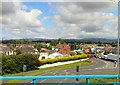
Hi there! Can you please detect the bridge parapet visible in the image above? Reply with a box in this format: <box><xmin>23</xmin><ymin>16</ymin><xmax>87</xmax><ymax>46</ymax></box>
<box><xmin>1</xmin><ymin>75</ymin><xmax>120</xmax><ymax>85</ymax></box>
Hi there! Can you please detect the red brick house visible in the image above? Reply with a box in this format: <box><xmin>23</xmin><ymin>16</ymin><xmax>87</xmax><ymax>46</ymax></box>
<box><xmin>84</xmin><ymin>48</ymin><xmax>90</xmax><ymax>53</ymax></box>
<box><xmin>55</xmin><ymin>43</ymin><xmax>71</xmax><ymax>55</ymax></box>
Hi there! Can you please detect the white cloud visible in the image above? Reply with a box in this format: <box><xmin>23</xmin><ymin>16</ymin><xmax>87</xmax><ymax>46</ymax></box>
<box><xmin>1</xmin><ymin>2</ymin><xmax>46</xmax><ymax>39</ymax></box>
<box><xmin>48</xmin><ymin>2</ymin><xmax>118</xmax><ymax>39</ymax></box>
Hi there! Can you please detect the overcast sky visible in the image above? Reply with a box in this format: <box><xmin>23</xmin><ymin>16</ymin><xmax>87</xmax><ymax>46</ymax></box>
<box><xmin>1</xmin><ymin>0</ymin><xmax>119</xmax><ymax>40</ymax></box>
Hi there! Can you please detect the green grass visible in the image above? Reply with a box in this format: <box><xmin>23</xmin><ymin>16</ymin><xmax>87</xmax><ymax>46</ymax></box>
<box><xmin>3</xmin><ymin>60</ymin><xmax>91</xmax><ymax>83</ymax></box>
<box><xmin>80</xmin><ymin>72</ymin><xmax>120</xmax><ymax>84</ymax></box>
<box><xmin>80</xmin><ymin>78</ymin><xmax>120</xmax><ymax>85</ymax></box>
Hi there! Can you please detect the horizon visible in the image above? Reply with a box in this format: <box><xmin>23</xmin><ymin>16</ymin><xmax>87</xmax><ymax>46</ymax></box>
<box><xmin>1</xmin><ymin>37</ymin><xmax>118</xmax><ymax>41</ymax></box>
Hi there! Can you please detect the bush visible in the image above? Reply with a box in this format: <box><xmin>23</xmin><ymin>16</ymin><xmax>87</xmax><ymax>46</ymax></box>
<box><xmin>2</xmin><ymin>54</ymin><xmax>39</xmax><ymax>75</ymax></box>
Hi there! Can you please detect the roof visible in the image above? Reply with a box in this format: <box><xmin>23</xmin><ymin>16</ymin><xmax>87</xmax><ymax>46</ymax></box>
<box><xmin>56</xmin><ymin>43</ymin><xmax>70</xmax><ymax>49</ymax></box>
<box><xmin>112</xmin><ymin>46</ymin><xmax>120</xmax><ymax>54</ymax></box>
<box><xmin>48</xmin><ymin>52</ymin><xmax>63</xmax><ymax>58</ymax></box>
<box><xmin>0</xmin><ymin>46</ymin><xmax>11</xmax><ymax>52</ymax></box>
<box><xmin>20</xmin><ymin>47</ymin><xmax>35</xmax><ymax>53</ymax></box>
<box><xmin>41</xmin><ymin>48</ymin><xmax>47</xmax><ymax>52</ymax></box>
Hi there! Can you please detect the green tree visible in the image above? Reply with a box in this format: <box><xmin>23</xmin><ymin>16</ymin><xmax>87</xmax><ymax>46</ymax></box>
<box><xmin>70</xmin><ymin>43</ymin><xmax>77</xmax><ymax>50</ymax></box>
<box><xmin>50</xmin><ymin>40</ymin><xmax>58</xmax><ymax>46</ymax></box>
<box><xmin>47</xmin><ymin>45</ymin><xmax>52</xmax><ymax>50</ymax></box>
<box><xmin>58</xmin><ymin>38</ymin><xmax>65</xmax><ymax>44</ymax></box>
<box><xmin>50</xmin><ymin>38</ymin><xmax>65</xmax><ymax>46</ymax></box>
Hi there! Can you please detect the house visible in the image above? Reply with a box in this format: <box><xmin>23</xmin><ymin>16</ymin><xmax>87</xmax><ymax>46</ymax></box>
<box><xmin>55</xmin><ymin>43</ymin><xmax>71</xmax><ymax>55</ymax></box>
<box><xmin>103</xmin><ymin>44</ymin><xmax>114</xmax><ymax>53</ymax></box>
<box><xmin>80</xmin><ymin>44</ymin><xmax>97</xmax><ymax>52</ymax></box>
<box><xmin>39</xmin><ymin>48</ymin><xmax>49</xmax><ymax>60</ymax></box>
<box><xmin>16</xmin><ymin>44</ymin><xmax>34</xmax><ymax>48</ymax></box>
<box><xmin>0</xmin><ymin>44</ymin><xmax>13</xmax><ymax>55</ymax></box>
<box><xmin>39</xmin><ymin>48</ymin><xmax>64</xmax><ymax>60</ymax></box>
<box><xmin>84</xmin><ymin>48</ymin><xmax>90</xmax><ymax>53</ymax></box>
<box><xmin>48</xmin><ymin>52</ymin><xmax>63</xmax><ymax>58</ymax></box>
<box><xmin>96</xmin><ymin>47</ymin><xmax>104</xmax><ymax>53</ymax></box>
<box><xmin>20</xmin><ymin>46</ymin><xmax>38</xmax><ymax>54</ymax></box>
<box><xmin>91</xmin><ymin>47</ymin><xmax>95</xmax><ymax>52</ymax></box>
<box><xmin>112</xmin><ymin>46</ymin><xmax>120</xmax><ymax>54</ymax></box>
<box><xmin>80</xmin><ymin>44</ymin><xmax>97</xmax><ymax>49</ymax></box>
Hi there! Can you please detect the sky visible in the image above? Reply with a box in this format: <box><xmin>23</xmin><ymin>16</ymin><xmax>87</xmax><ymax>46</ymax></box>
<box><xmin>1</xmin><ymin>0</ymin><xmax>119</xmax><ymax>40</ymax></box>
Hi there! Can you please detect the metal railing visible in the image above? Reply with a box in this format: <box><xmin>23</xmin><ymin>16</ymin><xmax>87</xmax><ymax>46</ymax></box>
<box><xmin>0</xmin><ymin>75</ymin><xmax>120</xmax><ymax>85</ymax></box>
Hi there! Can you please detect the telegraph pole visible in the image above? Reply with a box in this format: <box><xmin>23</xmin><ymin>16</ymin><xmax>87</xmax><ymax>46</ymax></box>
<box><xmin>117</xmin><ymin>1</ymin><xmax>120</xmax><ymax>83</ymax></box>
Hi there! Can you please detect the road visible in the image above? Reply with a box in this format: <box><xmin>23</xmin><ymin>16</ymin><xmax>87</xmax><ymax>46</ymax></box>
<box><xmin>36</xmin><ymin>58</ymin><xmax>117</xmax><ymax>84</ymax></box>
<box><xmin>2</xmin><ymin>58</ymin><xmax>118</xmax><ymax>85</ymax></box>
<box><xmin>14</xmin><ymin>58</ymin><xmax>117</xmax><ymax>84</ymax></box>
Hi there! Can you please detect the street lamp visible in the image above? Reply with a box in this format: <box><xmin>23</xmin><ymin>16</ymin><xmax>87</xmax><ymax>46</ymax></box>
<box><xmin>117</xmin><ymin>1</ymin><xmax>120</xmax><ymax>83</ymax></box>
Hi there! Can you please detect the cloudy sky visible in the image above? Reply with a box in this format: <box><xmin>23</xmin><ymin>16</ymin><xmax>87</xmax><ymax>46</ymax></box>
<box><xmin>1</xmin><ymin>1</ymin><xmax>118</xmax><ymax>40</ymax></box>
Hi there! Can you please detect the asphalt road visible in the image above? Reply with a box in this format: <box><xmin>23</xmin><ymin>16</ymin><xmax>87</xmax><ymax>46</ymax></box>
<box><xmin>35</xmin><ymin>58</ymin><xmax>117</xmax><ymax>84</ymax></box>
<box><xmin>2</xmin><ymin>58</ymin><xmax>118</xmax><ymax>84</ymax></box>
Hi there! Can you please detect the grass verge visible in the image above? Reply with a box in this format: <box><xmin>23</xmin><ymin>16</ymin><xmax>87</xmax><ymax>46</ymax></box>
<box><xmin>80</xmin><ymin>72</ymin><xmax>120</xmax><ymax>84</ymax></box>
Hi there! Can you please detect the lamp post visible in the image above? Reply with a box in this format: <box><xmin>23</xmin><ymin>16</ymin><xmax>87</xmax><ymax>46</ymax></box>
<box><xmin>117</xmin><ymin>1</ymin><xmax>120</xmax><ymax>83</ymax></box>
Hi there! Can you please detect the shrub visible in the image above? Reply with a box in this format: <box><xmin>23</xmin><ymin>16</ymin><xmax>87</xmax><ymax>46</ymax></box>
<box><xmin>2</xmin><ymin>54</ymin><xmax>39</xmax><ymax>75</ymax></box>
<box><xmin>39</xmin><ymin>53</ymin><xmax>87</xmax><ymax>65</ymax></box>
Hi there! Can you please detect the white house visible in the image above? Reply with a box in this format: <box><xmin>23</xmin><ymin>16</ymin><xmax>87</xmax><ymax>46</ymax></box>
<box><xmin>39</xmin><ymin>52</ymin><xmax>49</xmax><ymax>60</ymax></box>
<box><xmin>6</xmin><ymin>51</ymin><xmax>14</xmax><ymax>55</ymax></box>
<box><xmin>91</xmin><ymin>47</ymin><xmax>95</xmax><ymax>52</ymax></box>
<box><xmin>0</xmin><ymin>45</ymin><xmax>14</xmax><ymax>55</ymax></box>
<box><xmin>39</xmin><ymin>51</ymin><xmax>63</xmax><ymax>60</ymax></box>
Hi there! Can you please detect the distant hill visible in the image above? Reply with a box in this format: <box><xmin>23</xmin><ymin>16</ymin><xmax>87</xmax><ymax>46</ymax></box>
<box><xmin>1</xmin><ymin>38</ymin><xmax>117</xmax><ymax>44</ymax></box>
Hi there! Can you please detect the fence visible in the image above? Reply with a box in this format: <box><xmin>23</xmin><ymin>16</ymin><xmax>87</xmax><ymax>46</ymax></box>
<box><xmin>1</xmin><ymin>75</ymin><xmax>120</xmax><ymax>85</ymax></box>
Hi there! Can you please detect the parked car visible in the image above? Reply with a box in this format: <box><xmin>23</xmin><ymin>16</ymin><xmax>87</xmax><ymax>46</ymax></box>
<box><xmin>103</xmin><ymin>55</ymin><xmax>108</xmax><ymax>59</ymax></box>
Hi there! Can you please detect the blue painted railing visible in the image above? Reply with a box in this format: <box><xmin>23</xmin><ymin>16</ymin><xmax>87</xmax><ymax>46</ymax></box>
<box><xmin>1</xmin><ymin>75</ymin><xmax>120</xmax><ymax>85</ymax></box>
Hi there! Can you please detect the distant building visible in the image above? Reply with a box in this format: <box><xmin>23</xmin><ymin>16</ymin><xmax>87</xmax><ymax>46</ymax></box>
<box><xmin>55</xmin><ymin>43</ymin><xmax>71</xmax><ymax>55</ymax></box>
<box><xmin>91</xmin><ymin>47</ymin><xmax>95</xmax><ymax>52</ymax></box>
<box><xmin>96</xmin><ymin>47</ymin><xmax>104</xmax><ymax>52</ymax></box>
<box><xmin>112</xmin><ymin>46</ymin><xmax>120</xmax><ymax>54</ymax></box>
<box><xmin>39</xmin><ymin>48</ymin><xmax>49</xmax><ymax>60</ymax></box>
<box><xmin>20</xmin><ymin>46</ymin><xmax>38</xmax><ymax>54</ymax></box>
<box><xmin>0</xmin><ymin>44</ymin><xmax>13</xmax><ymax>55</ymax></box>
<box><xmin>48</xmin><ymin>52</ymin><xmax>63</xmax><ymax>58</ymax></box>
<box><xmin>16</xmin><ymin>44</ymin><xmax>34</xmax><ymax>48</ymax></box>
<box><xmin>103</xmin><ymin>44</ymin><xmax>113</xmax><ymax>52</ymax></box>
<box><xmin>84</xmin><ymin>48</ymin><xmax>90</xmax><ymax>53</ymax></box>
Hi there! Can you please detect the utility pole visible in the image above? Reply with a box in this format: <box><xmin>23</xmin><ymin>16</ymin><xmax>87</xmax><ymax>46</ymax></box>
<box><xmin>117</xmin><ymin>1</ymin><xmax>120</xmax><ymax>83</ymax></box>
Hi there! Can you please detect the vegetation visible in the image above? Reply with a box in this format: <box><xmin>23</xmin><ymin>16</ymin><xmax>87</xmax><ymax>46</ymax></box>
<box><xmin>34</xmin><ymin>43</ymin><xmax>47</xmax><ymax>51</ymax></box>
<box><xmin>2</xmin><ymin>54</ymin><xmax>39</xmax><ymax>75</ymax></box>
<box><xmin>4</xmin><ymin>60</ymin><xmax>91</xmax><ymax>84</ymax></box>
<box><xmin>34</xmin><ymin>43</ymin><xmax>52</xmax><ymax>51</ymax></box>
<box><xmin>81</xmin><ymin>78</ymin><xmax>119</xmax><ymax>84</ymax></box>
<box><xmin>2</xmin><ymin>53</ymin><xmax>87</xmax><ymax>75</ymax></box>
<box><xmin>40</xmin><ymin>53</ymin><xmax>87</xmax><ymax>65</ymax></box>
<box><xmin>70</xmin><ymin>43</ymin><xmax>77</xmax><ymax>50</ymax></box>
<box><xmin>50</xmin><ymin>38</ymin><xmax>65</xmax><ymax>46</ymax></box>
<box><xmin>2</xmin><ymin>39</ymin><xmax>33</xmax><ymax>44</ymax></box>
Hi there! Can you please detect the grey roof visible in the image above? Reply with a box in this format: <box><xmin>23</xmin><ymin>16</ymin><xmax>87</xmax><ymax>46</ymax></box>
<box><xmin>20</xmin><ymin>47</ymin><xmax>35</xmax><ymax>53</ymax></box>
